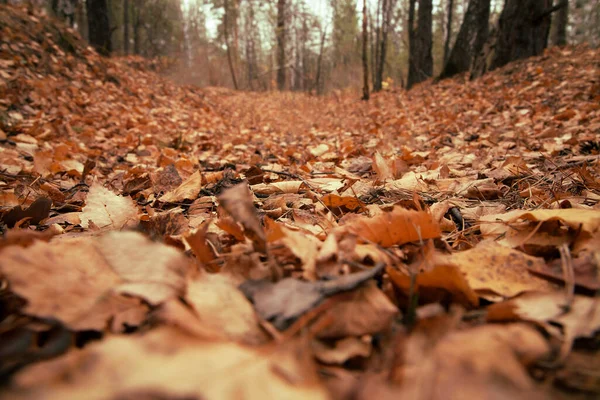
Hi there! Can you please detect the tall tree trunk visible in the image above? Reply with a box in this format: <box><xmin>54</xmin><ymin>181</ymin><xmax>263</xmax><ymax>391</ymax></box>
<box><xmin>314</xmin><ymin>27</ymin><xmax>326</xmax><ymax>95</ymax></box>
<box><xmin>407</xmin><ymin>0</ymin><xmax>417</xmax><ymax>88</ymax></box>
<box><xmin>133</xmin><ymin>0</ymin><xmax>141</xmax><ymax>55</ymax></box>
<box><xmin>123</xmin><ymin>0</ymin><xmax>129</xmax><ymax>55</ymax></box>
<box><xmin>490</xmin><ymin>0</ymin><xmax>552</xmax><ymax>71</ymax></box>
<box><xmin>373</xmin><ymin>0</ymin><xmax>381</xmax><ymax>85</ymax></box>
<box><xmin>276</xmin><ymin>0</ymin><xmax>286</xmax><ymax>91</ymax></box>
<box><xmin>76</xmin><ymin>0</ymin><xmax>88</xmax><ymax>40</ymax></box>
<box><xmin>86</xmin><ymin>0</ymin><xmax>111</xmax><ymax>56</ymax></box>
<box><xmin>552</xmin><ymin>0</ymin><xmax>568</xmax><ymax>46</ymax></box>
<box><xmin>407</xmin><ymin>0</ymin><xmax>433</xmax><ymax>89</ymax></box>
<box><xmin>443</xmin><ymin>0</ymin><xmax>454</xmax><ymax>64</ymax></box>
<box><xmin>375</xmin><ymin>0</ymin><xmax>394</xmax><ymax>92</ymax></box>
<box><xmin>362</xmin><ymin>0</ymin><xmax>370</xmax><ymax>100</ymax></box>
<box><xmin>439</xmin><ymin>0</ymin><xmax>490</xmax><ymax>80</ymax></box>
<box><xmin>224</xmin><ymin>0</ymin><xmax>239</xmax><ymax>90</ymax></box>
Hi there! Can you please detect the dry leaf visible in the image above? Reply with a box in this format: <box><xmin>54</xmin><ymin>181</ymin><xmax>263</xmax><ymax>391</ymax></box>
<box><xmin>0</xmin><ymin>231</ymin><xmax>189</xmax><ymax>330</ymax></box>
<box><xmin>79</xmin><ymin>183</ymin><xmax>138</xmax><ymax>230</ymax></box>
<box><xmin>159</xmin><ymin>170</ymin><xmax>202</xmax><ymax>203</ymax></box>
<box><xmin>8</xmin><ymin>327</ymin><xmax>328</xmax><ymax>400</ymax></box>
<box><xmin>337</xmin><ymin>206</ymin><xmax>441</xmax><ymax>247</ymax></box>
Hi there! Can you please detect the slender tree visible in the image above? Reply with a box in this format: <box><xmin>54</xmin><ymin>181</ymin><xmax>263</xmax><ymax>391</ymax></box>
<box><xmin>374</xmin><ymin>0</ymin><xmax>395</xmax><ymax>92</ymax></box>
<box><xmin>362</xmin><ymin>0</ymin><xmax>370</xmax><ymax>100</ymax></box>
<box><xmin>224</xmin><ymin>0</ymin><xmax>239</xmax><ymax>89</ymax></box>
<box><xmin>490</xmin><ymin>0</ymin><xmax>553</xmax><ymax>70</ymax></box>
<box><xmin>438</xmin><ymin>0</ymin><xmax>490</xmax><ymax>80</ymax></box>
<box><xmin>443</xmin><ymin>0</ymin><xmax>454</xmax><ymax>65</ymax></box>
<box><xmin>314</xmin><ymin>22</ymin><xmax>327</xmax><ymax>95</ymax></box>
<box><xmin>276</xmin><ymin>0</ymin><xmax>286</xmax><ymax>90</ymax></box>
<box><xmin>123</xmin><ymin>0</ymin><xmax>130</xmax><ymax>55</ymax></box>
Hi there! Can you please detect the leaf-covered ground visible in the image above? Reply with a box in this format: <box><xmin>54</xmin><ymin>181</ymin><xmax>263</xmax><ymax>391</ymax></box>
<box><xmin>1</xmin><ymin>5</ymin><xmax>600</xmax><ymax>400</ymax></box>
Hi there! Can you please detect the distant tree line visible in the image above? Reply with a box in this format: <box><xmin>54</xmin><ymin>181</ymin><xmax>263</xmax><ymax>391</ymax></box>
<box><xmin>38</xmin><ymin>0</ymin><xmax>600</xmax><ymax>93</ymax></box>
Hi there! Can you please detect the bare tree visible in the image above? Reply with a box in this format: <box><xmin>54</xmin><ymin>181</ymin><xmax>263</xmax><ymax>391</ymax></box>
<box><xmin>224</xmin><ymin>0</ymin><xmax>239</xmax><ymax>89</ymax></box>
<box><xmin>123</xmin><ymin>0</ymin><xmax>129</xmax><ymax>55</ymax></box>
<box><xmin>443</xmin><ymin>0</ymin><xmax>454</xmax><ymax>65</ymax></box>
<box><xmin>374</xmin><ymin>0</ymin><xmax>396</xmax><ymax>92</ymax></box>
<box><xmin>362</xmin><ymin>0</ymin><xmax>370</xmax><ymax>100</ymax></box>
<box><xmin>276</xmin><ymin>0</ymin><xmax>286</xmax><ymax>90</ymax></box>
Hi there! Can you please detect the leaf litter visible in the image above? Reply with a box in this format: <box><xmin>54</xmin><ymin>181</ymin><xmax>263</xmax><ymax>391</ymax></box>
<box><xmin>0</xmin><ymin>4</ymin><xmax>599</xmax><ymax>399</ymax></box>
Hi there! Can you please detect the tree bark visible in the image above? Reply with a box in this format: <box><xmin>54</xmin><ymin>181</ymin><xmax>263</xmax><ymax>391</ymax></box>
<box><xmin>374</xmin><ymin>0</ymin><xmax>395</xmax><ymax>92</ymax></box>
<box><xmin>551</xmin><ymin>0</ymin><xmax>568</xmax><ymax>46</ymax></box>
<box><xmin>443</xmin><ymin>0</ymin><xmax>454</xmax><ymax>65</ymax></box>
<box><xmin>276</xmin><ymin>0</ymin><xmax>286</xmax><ymax>91</ymax></box>
<box><xmin>132</xmin><ymin>0</ymin><xmax>141</xmax><ymax>55</ymax></box>
<box><xmin>362</xmin><ymin>0</ymin><xmax>370</xmax><ymax>100</ymax></box>
<box><xmin>439</xmin><ymin>0</ymin><xmax>490</xmax><ymax>80</ymax></box>
<box><xmin>224</xmin><ymin>0</ymin><xmax>239</xmax><ymax>90</ymax></box>
<box><xmin>407</xmin><ymin>0</ymin><xmax>433</xmax><ymax>89</ymax></box>
<box><xmin>123</xmin><ymin>0</ymin><xmax>129</xmax><ymax>55</ymax></box>
<box><xmin>490</xmin><ymin>0</ymin><xmax>552</xmax><ymax>71</ymax></box>
<box><xmin>86</xmin><ymin>0</ymin><xmax>111</xmax><ymax>56</ymax></box>
<box><xmin>314</xmin><ymin>27</ymin><xmax>326</xmax><ymax>95</ymax></box>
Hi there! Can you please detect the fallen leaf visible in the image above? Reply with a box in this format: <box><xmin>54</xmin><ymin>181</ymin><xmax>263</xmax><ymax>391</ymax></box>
<box><xmin>314</xmin><ymin>282</ymin><xmax>399</xmax><ymax>338</ymax></box>
<box><xmin>0</xmin><ymin>196</ymin><xmax>52</xmax><ymax>227</ymax></box>
<box><xmin>337</xmin><ymin>206</ymin><xmax>441</xmax><ymax>247</ymax></box>
<box><xmin>159</xmin><ymin>170</ymin><xmax>202</xmax><ymax>203</ymax></box>
<box><xmin>449</xmin><ymin>240</ymin><xmax>557</xmax><ymax>300</ymax></box>
<box><xmin>218</xmin><ymin>183</ymin><xmax>266</xmax><ymax>253</ymax></box>
<box><xmin>239</xmin><ymin>263</ymin><xmax>384</xmax><ymax>330</ymax></box>
<box><xmin>8</xmin><ymin>327</ymin><xmax>328</xmax><ymax>400</ymax></box>
<box><xmin>0</xmin><ymin>231</ymin><xmax>190</xmax><ymax>330</ymax></box>
<box><xmin>79</xmin><ymin>183</ymin><xmax>138</xmax><ymax>230</ymax></box>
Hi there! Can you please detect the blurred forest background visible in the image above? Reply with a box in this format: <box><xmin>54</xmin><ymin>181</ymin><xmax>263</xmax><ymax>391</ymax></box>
<box><xmin>3</xmin><ymin>0</ymin><xmax>599</xmax><ymax>93</ymax></box>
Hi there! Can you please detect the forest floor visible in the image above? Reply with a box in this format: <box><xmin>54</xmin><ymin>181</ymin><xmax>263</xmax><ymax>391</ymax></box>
<box><xmin>1</xmin><ymin>4</ymin><xmax>600</xmax><ymax>400</ymax></box>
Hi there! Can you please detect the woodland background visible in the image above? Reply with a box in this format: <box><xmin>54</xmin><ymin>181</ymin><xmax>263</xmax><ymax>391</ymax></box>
<box><xmin>5</xmin><ymin>0</ymin><xmax>599</xmax><ymax>92</ymax></box>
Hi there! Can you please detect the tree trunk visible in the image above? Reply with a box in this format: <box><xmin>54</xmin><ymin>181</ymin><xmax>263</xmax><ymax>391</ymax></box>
<box><xmin>314</xmin><ymin>27</ymin><xmax>326</xmax><ymax>95</ymax></box>
<box><xmin>86</xmin><ymin>0</ymin><xmax>111</xmax><ymax>56</ymax></box>
<box><xmin>407</xmin><ymin>0</ymin><xmax>433</xmax><ymax>89</ymax></box>
<box><xmin>224</xmin><ymin>0</ymin><xmax>239</xmax><ymax>90</ymax></box>
<box><xmin>375</xmin><ymin>0</ymin><xmax>395</xmax><ymax>92</ymax></box>
<box><xmin>362</xmin><ymin>0</ymin><xmax>370</xmax><ymax>100</ymax></box>
<box><xmin>552</xmin><ymin>0</ymin><xmax>568</xmax><ymax>46</ymax></box>
<box><xmin>373</xmin><ymin>0</ymin><xmax>381</xmax><ymax>85</ymax></box>
<box><xmin>276</xmin><ymin>0</ymin><xmax>286</xmax><ymax>91</ymax></box>
<box><xmin>123</xmin><ymin>0</ymin><xmax>129</xmax><ymax>55</ymax></box>
<box><xmin>439</xmin><ymin>0</ymin><xmax>490</xmax><ymax>80</ymax></box>
<box><xmin>132</xmin><ymin>0</ymin><xmax>141</xmax><ymax>55</ymax></box>
<box><xmin>490</xmin><ymin>0</ymin><xmax>552</xmax><ymax>71</ymax></box>
<box><xmin>443</xmin><ymin>0</ymin><xmax>454</xmax><ymax>65</ymax></box>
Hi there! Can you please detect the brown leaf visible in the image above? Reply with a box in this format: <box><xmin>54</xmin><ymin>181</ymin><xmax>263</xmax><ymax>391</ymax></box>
<box><xmin>79</xmin><ymin>183</ymin><xmax>138</xmax><ymax>230</ymax></box>
<box><xmin>1</xmin><ymin>196</ymin><xmax>52</xmax><ymax>227</ymax></box>
<box><xmin>337</xmin><ymin>206</ymin><xmax>441</xmax><ymax>247</ymax></box>
<box><xmin>314</xmin><ymin>282</ymin><xmax>399</xmax><ymax>338</ymax></box>
<box><xmin>0</xmin><ymin>231</ymin><xmax>190</xmax><ymax>330</ymax></box>
<box><xmin>8</xmin><ymin>327</ymin><xmax>328</xmax><ymax>400</ymax></box>
<box><xmin>218</xmin><ymin>183</ymin><xmax>266</xmax><ymax>253</ymax></box>
<box><xmin>449</xmin><ymin>240</ymin><xmax>557</xmax><ymax>300</ymax></box>
<box><xmin>239</xmin><ymin>263</ymin><xmax>385</xmax><ymax>330</ymax></box>
<box><xmin>158</xmin><ymin>170</ymin><xmax>202</xmax><ymax>203</ymax></box>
